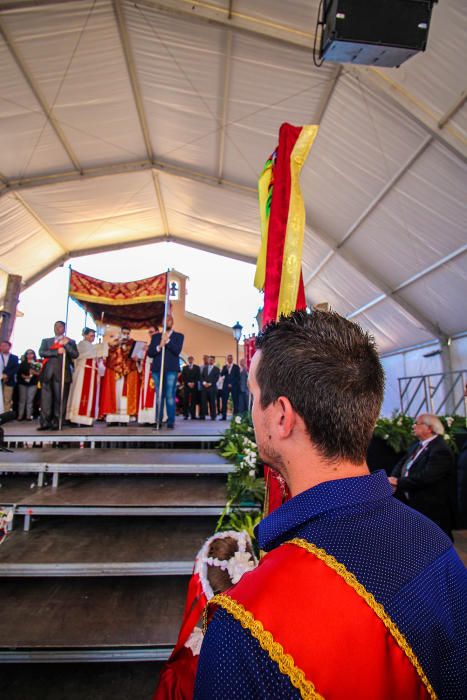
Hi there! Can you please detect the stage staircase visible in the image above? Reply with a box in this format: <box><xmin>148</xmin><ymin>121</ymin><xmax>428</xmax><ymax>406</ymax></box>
<box><xmin>0</xmin><ymin>421</ymin><xmax>234</xmax><ymax>699</ymax></box>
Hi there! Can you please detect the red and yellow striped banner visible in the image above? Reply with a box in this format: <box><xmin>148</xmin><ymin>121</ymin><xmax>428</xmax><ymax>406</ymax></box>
<box><xmin>255</xmin><ymin>122</ymin><xmax>319</xmax><ymax>325</ymax></box>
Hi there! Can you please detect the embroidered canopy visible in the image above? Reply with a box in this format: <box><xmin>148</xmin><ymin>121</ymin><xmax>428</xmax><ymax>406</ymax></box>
<box><xmin>69</xmin><ymin>269</ymin><xmax>167</xmax><ymax>329</ymax></box>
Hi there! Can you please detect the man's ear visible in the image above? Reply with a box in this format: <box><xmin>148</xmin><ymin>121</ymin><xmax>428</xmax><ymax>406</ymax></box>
<box><xmin>275</xmin><ymin>396</ymin><xmax>296</xmax><ymax>439</ymax></box>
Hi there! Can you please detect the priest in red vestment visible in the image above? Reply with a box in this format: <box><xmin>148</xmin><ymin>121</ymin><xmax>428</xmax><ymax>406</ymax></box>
<box><xmin>100</xmin><ymin>327</ymin><xmax>140</xmax><ymax>423</ymax></box>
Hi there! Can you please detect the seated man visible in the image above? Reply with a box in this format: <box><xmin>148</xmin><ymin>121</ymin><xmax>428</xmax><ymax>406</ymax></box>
<box><xmin>389</xmin><ymin>413</ymin><xmax>457</xmax><ymax>539</ymax></box>
<box><xmin>195</xmin><ymin>310</ymin><xmax>466</xmax><ymax>700</ymax></box>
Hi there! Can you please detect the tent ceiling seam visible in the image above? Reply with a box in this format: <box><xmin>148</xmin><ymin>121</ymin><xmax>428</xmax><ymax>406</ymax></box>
<box><xmin>303</xmin><ymin>223</ymin><xmax>448</xmax><ymax>341</ymax></box>
<box><xmin>314</xmin><ymin>65</ymin><xmax>342</xmax><ymax>124</ymax></box>
<box><xmin>134</xmin><ymin>0</ymin><xmax>315</xmax><ymax>52</ymax></box>
<box><xmin>346</xmin><ymin>68</ymin><xmax>467</xmax><ymax>164</ymax></box>
<box><xmin>304</xmin><ymin>134</ymin><xmax>433</xmax><ymax>288</ymax></box>
<box><xmin>23</xmin><ymin>253</ymin><xmax>70</xmax><ymax>291</ymax></box>
<box><xmin>166</xmin><ymin>234</ymin><xmax>257</xmax><ymax>264</ymax></box>
<box><xmin>113</xmin><ymin>0</ymin><xmax>154</xmax><ymax>162</ymax></box>
<box><xmin>16</xmin><ymin>235</ymin><xmax>257</xmax><ymax>297</ymax></box>
<box><xmin>0</xmin><ymin>19</ymin><xmax>82</xmax><ymax>173</ymax></box>
<box><xmin>0</xmin><ymin>159</ymin><xmax>256</xmax><ymax>197</ymax></box>
<box><xmin>345</xmin><ymin>245</ymin><xmax>466</xmax><ymax>324</ymax></box>
<box><xmin>347</xmin><ymin>290</ymin><xmax>447</xmax><ymax>343</ymax></box>
<box><xmin>394</xmin><ymin>244</ymin><xmax>467</xmax><ymax>293</ymax></box>
<box><xmin>151</xmin><ymin>171</ymin><xmax>169</xmax><ymax>236</ymax></box>
<box><xmin>0</xmin><ymin>0</ymin><xmax>317</xmax><ymax>52</ymax></box>
<box><xmin>12</xmin><ymin>192</ymin><xmax>68</xmax><ymax>254</ymax></box>
<box><xmin>217</xmin><ymin>29</ymin><xmax>233</xmax><ymax>182</ymax></box>
<box><xmin>438</xmin><ymin>89</ymin><xmax>467</xmax><ymax>129</ymax></box>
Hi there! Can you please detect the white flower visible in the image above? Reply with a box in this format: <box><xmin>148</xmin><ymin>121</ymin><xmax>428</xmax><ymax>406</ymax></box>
<box><xmin>446</xmin><ymin>417</ymin><xmax>454</xmax><ymax>427</ymax></box>
<box><xmin>235</xmin><ymin>416</ymin><xmax>242</xmax><ymax>424</ymax></box>
<box><xmin>249</xmin><ymin>469</ymin><xmax>256</xmax><ymax>477</ymax></box>
<box><xmin>443</xmin><ymin>434</ymin><xmax>450</xmax><ymax>441</ymax></box>
<box><xmin>227</xmin><ymin>551</ymin><xmax>255</xmax><ymax>584</ymax></box>
<box><xmin>184</xmin><ymin>627</ymin><xmax>204</xmax><ymax>656</ymax></box>
<box><xmin>397</xmin><ymin>418</ymin><xmax>402</xmax><ymax>426</ymax></box>
<box><xmin>383</xmin><ymin>433</ymin><xmax>389</xmax><ymax>439</ymax></box>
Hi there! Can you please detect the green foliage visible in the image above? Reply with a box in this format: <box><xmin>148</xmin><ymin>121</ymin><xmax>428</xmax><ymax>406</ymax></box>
<box><xmin>215</xmin><ymin>410</ymin><xmax>466</xmax><ymax>541</ymax></box>
<box><xmin>374</xmin><ymin>411</ymin><xmax>465</xmax><ymax>454</ymax></box>
<box><xmin>216</xmin><ymin>413</ymin><xmax>264</xmax><ymax>538</ymax></box>
<box><xmin>374</xmin><ymin>412</ymin><xmax>415</xmax><ymax>453</ymax></box>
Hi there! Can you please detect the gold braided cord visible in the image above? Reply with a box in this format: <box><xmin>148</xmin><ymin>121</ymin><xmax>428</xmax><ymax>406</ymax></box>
<box><xmin>286</xmin><ymin>538</ymin><xmax>437</xmax><ymax>700</ymax></box>
<box><xmin>206</xmin><ymin>594</ymin><xmax>324</xmax><ymax>700</ymax></box>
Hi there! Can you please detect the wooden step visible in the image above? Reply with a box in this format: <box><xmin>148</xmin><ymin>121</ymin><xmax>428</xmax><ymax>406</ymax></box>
<box><xmin>0</xmin><ymin>662</ymin><xmax>163</xmax><ymax>699</ymax></box>
<box><xmin>0</xmin><ymin>576</ymin><xmax>187</xmax><ymax>661</ymax></box>
<box><xmin>1</xmin><ymin>475</ymin><xmax>231</xmax><ymax>529</ymax></box>
<box><xmin>0</xmin><ymin>516</ymin><xmax>217</xmax><ymax>576</ymax></box>
<box><xmin>0</xmin><ymin>449</ymin><xmax>234</xmax><ymax>484</ymax></box>
<box><xmin>3</xmin><ymin>418</ymin><xmax>226</xmax><ymax>448</ymax></box>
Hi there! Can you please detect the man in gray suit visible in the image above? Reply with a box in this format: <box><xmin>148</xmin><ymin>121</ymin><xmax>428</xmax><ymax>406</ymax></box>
<box><xmin>38</xmin><ymin>320</ymin><xmax>79</xmax><ymax>430</ymax></box>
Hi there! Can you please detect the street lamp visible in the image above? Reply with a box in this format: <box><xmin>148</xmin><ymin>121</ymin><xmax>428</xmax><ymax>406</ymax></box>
<box><xmin>232</xmin><ymin>321</ymin><xmax>243</xmax><ymax>365</ymax></box>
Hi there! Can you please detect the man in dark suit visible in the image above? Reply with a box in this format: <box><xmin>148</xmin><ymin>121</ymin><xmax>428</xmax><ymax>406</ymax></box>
<box><xmin>0</xmin><ymin>340</ymin><xmax>19</xmax><ymax>412</ymax></box>
<box><xmin>181</xmin><ymin>355</ymin><xmax>200</xmax><ymax>420</ymax></box>
<box><xmin>390</xmin><ymin>414</ymin><xmax>456</xmax><ymax>538</ymax></box>
<box><xmin>38</xmin><ymin>320</ymin><xmax>79</xmax><ymax>430</ymax></box>
<box><xmin>147</xmin><ymin>315</ymin><xmax>184</xmax><ymax>429</ymax></box>
<box><xmin>220</xmin><ymin>354</ymin><xmax>240</xmax><ymax>420</ymax></box>
<box><xmin>200</xmin><ymin>355</ymin><xmax>220</xmax><ymax>421</ymax></box>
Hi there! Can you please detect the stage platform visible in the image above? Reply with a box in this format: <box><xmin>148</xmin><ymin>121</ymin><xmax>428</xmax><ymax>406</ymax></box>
<box><xmin>0</xmin><ymin>515</ymin><xmax>217</xmax><ymax>576</ymax></box>
<box><xmin>0</xmin><ymin>576</ymin><xmax>185</xmax><ymax>662</ymax></box>
<box><xmin>0</xmin><ymin>417</ymin><xmax>243</xmax><ymax>669</ymax></box>
<box><xmin>0</xmin><ymin>475</ymin><xmax>230</xmax><ymax>530</ymax></box>
<box><xmin>0</xmin><ymin>448</ymin><xmax>234</xmax><ymax>487</ymax></box>
<box><xmin>2</xmin><ymin>419</ymin><xmax>225</xmax><ymax>448</ymax></box>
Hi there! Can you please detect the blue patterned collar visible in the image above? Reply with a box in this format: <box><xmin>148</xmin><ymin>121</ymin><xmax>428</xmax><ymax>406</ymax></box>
<box><xmin>257</xmin><ymin>470</ymin><xmax>392</xmax><ymax>552</ymax></box>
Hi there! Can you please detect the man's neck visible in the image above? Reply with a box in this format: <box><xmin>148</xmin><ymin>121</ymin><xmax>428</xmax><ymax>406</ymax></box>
<box><xmin>421</xmin><ymin>434</ymin><xmax>437</xmax><ymax>447</ymax></box>
<box><xmin>274</xmin><ymin>432</ymin><xmax>369</xmax><ymax>498</ymax></box>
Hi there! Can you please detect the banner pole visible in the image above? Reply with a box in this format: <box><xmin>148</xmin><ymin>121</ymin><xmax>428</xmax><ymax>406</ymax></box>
<box><xmin>59</xmin><ymin>265</ymin><xmax>72</xmax><ymax>431</ymax></box>
<box><xmin>155</xmin><ymin>270</ymin><xmax>171</xmax><ymax>429</ymax></box>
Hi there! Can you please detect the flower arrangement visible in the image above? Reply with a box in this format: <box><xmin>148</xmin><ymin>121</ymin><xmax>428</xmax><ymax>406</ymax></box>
<box><xmin>374</xmin><ymin>412</ymin><xmax>465</xmax><ymax>454</ymax></box>
<box><xmin>216</xmin><ymin>413</ymin><xmax>264</xmax><ymax>537</ymax></box>
<box><xmin>216</xmin><ymin>411</ymin><xmax>465</xmax><ymax>543</ymax></box>
<box><xmin>373</xmin><ymin>413</ymin><xmax>415</xmax><ymax>454</ymax></box>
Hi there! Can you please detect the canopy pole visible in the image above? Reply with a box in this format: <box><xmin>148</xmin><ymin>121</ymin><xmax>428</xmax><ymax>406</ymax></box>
<box><xmin>59</xmin><ymin>265</ymin><xmax>72</xmax><ymax>431</ymax></box>
<box><xmin>155</xmin><ymin>270</ymin><xmax>171</xmax><ymax>430</ymax></box>
<box><xmin>0</xmin><ymin>274</ymin><xmax>22</xmax><ymax>342</ymax></box>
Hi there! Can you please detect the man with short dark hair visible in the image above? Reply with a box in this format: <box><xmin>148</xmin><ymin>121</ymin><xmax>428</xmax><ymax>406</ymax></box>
<box><xmin>199</xmin><ymin>355</ymin><xmax>219</xmax><ymax>421</ymax></box>
<box><xmin>38</xmin><ymin>321</ymin><xmax>78</xmax><ymax>430</ymax></box>
<box><xmin>0</xmin><ymin>339</ymin><xmax>19</xmax><ymax>412</ymax></box>
<box><xmin>195</xmin><ymin>310</ymin><xmax>466</xmax><ymax>699</ymax></box>
<box><xmin>182</xmin><ymin>355</ymin><xmax>200</xmax><ymax>420</ymax></box>
<box><xmin>148</xmin><ymin>315</ymin><xmax>184</xmax><ymax>429</ymax></box>
<box><xmin>220</xmin><ymin>353</ymin><xmax>240</xmax><ymax>420</ymax></box>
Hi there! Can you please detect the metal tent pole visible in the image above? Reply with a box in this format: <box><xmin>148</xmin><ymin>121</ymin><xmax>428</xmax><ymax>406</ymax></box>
<box><xmin>155</xmin><ymin>271</ymin><xmax>171</xmax><ymax>430</ymax></box>
<box><xmin>58</xmin><ymin>266</ymin><xmax>72</xmax><ymax>431</ymax></box>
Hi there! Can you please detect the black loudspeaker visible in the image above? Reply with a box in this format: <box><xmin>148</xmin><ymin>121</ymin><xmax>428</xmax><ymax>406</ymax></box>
<box><xmin>320</xmin><ymin>0</ymin><xmax>437</xmax><ymax>67</ymax></box>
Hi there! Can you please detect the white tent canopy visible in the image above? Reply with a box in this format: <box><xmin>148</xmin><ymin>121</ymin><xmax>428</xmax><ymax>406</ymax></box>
<box><xmin>0</xmin><ymin>0</ymin><xmax>466</xmax><ymax>354</ymax></box>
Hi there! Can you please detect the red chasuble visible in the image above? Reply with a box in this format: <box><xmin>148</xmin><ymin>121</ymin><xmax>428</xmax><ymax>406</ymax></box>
<box><xmin>207</xmin><ymin>541</ymin><xmax>434</xmax><ymax>700</ymax></box>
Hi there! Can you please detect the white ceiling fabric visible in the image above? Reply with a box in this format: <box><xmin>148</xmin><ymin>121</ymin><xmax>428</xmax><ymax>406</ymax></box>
<box><xmin>0</xmin><ymin>0</ymin><xmax>466</xmax><ymax>354</ymax></box>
